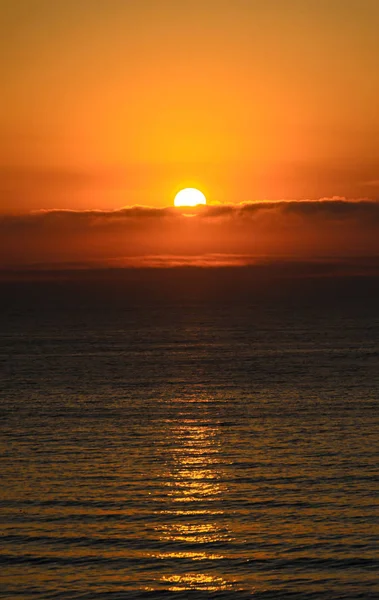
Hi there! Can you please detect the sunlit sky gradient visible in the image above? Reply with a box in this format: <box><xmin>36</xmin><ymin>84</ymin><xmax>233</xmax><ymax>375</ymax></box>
<box><xmin>1</xmin><ymin>1</ymin><xmax>379</xmax><ymax>270</ymax></box>
<box><xmin>1</xmin><ymin>0</ymin><xmax>379</xmax><ymax>212</ymax></box>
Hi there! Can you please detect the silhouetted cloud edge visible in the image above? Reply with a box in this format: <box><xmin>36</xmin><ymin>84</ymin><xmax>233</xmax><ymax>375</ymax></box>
<box><xmin>1</xmin><ymin>198</ymin><xmax>379</xmax><ymax>231</ymax></box>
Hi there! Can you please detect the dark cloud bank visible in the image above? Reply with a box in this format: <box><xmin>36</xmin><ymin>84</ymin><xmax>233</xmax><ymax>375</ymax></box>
<box><xmin>1</xmin><ymin>200</ymin><xmax>379</xmax><ymax>275</ymax></box>
<box><xmin>2</xmin><ymin>198</ymin><xmax>379</xmax><ymax>226</ymax></box>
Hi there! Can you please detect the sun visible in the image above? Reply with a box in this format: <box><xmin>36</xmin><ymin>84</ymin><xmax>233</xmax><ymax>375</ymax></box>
<box><xmin>174</xmin><ymin>188</ymin><xmax>207</xmax><ymax>207</ymax></box>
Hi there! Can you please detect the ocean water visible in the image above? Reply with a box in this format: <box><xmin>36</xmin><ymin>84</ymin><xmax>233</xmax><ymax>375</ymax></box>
<box><xmin>1</xmin><ymin>269</ymin><xmax>378</xmax><ymax>599</ymax></box>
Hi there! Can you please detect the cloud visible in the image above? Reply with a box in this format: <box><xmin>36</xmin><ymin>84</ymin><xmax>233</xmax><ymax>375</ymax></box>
<box><xmin>362</xmin><ymin>180</ymin><xmax>379</xmax><ymax>187</ymax></box>
<box><xmin>2</xmin><ymin>198</ymin><xmax>379</xmax><ymax>226</ymax></box>
<box><xmin>0</xmin><ymin>205</ymin><xmax>178</xmax><ymax>231</ymax></box>
<box><xmin>200</xmin><ymin>198</ymin><xmax>379</xmax><ymax>222</ymax></box>
<box><xmin>1</xmin><ymin>199</ymin><xmax>379</xmax><ymax>270</ymax></box>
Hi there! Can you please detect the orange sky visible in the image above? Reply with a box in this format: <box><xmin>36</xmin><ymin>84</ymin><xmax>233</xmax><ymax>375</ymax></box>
<box><xmin>1</xmin><ymin>0</ymin><xmax>379</xmax><ymax>212</ymax></box>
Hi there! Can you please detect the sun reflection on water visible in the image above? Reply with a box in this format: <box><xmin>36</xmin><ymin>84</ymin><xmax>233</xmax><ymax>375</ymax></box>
<box><xmin>160</xmin><ymin>572</ymin><xmax>232</xmax><ymax>592</ymax></box>
<box><xmin>153</xmin><ymin>408</ymin><xmax>233</xmax><ymax>591</ymax></box>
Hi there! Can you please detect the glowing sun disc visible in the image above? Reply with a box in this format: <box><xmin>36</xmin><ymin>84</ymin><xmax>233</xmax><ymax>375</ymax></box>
<box><xmin>174</xmin><ymin>188</ymin><xmax>207</xmax><ymax>207</ymax></box>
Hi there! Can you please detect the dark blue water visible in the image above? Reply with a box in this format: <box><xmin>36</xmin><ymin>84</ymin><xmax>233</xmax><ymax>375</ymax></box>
<box><xmin>1</xmin><ymin>270</ymin><xmax>378</xmax><ymax>599</ymax></box>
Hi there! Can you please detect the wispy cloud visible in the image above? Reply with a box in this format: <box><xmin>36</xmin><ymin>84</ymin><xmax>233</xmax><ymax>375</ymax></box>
<box><xmin>362</xmin><ymin>180</ymin><xmax>379</xmax><ymax>188</ymax></box>
<box><xmin>3</xmin><ymin>198</ymin><xmax>379</xmax><ymax>226</ymax></box>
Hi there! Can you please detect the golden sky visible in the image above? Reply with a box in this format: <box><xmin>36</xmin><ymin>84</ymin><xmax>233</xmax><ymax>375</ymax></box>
<box><xmin>1</xmin><ymin>0</ymin><xmax>379</xmax><ymax>212</ymax></box>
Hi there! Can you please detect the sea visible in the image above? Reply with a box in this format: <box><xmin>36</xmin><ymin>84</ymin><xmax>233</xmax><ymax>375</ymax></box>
<box><xmin>0</xmin><ymin>268</ymin><xmax>378</xmax><ymax>599</ymax></box>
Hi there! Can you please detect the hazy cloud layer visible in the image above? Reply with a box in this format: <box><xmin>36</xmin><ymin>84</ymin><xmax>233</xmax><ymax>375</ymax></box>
<box><xmin>1</xmin><ymin>200</ymin><xmax>379</xmax><ymax>270</ymax></box>
<box><xmin>2</xmin><ymin>198</ymin><xmax>379</xmax><ymax>224</ymax></box>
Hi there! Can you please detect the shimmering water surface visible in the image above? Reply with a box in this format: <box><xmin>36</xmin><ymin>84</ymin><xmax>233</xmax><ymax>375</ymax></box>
<box><xmin>1</xmin><ymin>271</ymin><xmax>378</xmax><ymax>599</ymax></box>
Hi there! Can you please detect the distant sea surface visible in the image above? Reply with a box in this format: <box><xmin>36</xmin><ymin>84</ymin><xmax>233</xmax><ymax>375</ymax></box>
<box><xmin>1</xmin><ymin>269</ymin><xmax>378</xmax><ymax>599</ymax></box>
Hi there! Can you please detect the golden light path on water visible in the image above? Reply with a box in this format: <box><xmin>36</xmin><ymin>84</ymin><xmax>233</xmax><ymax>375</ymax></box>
<box><xmin>151</xmin><ymin>397</ymin><xmax>236</xmax><ymax>592</ymax></box>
